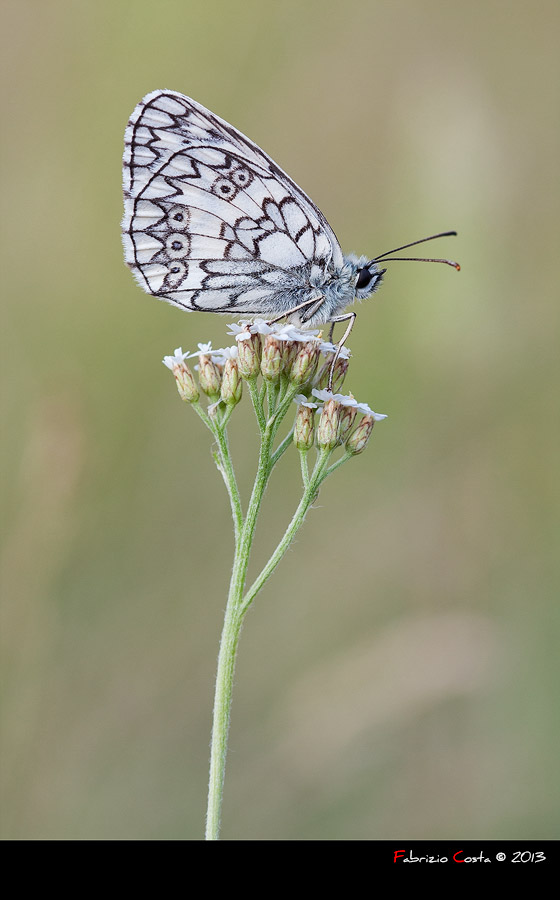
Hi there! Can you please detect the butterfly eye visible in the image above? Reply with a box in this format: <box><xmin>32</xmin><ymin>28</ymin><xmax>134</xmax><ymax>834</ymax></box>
<box><xmin>355</xmin><ymin>267</ymin><xmax>374</xmax><ymax>291</ymax></box>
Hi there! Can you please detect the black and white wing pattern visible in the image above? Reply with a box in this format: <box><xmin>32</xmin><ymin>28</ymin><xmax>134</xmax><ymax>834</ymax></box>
<box><xmin>122</xmin><ymin>90</ymin><xmax>344</xmax><ymax>315</ymax></box>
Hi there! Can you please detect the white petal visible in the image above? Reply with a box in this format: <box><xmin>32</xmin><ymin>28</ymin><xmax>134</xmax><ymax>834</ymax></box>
<box><xmin>312</xmin><ymin>388</ymin><xmax>334</xmax><ymax>402</ymax></box>
<box><xmin>294</xmin><ymin>394</ymin><xmax>318</xmax><ymax>408</ymax></box>
<box><xmin>332</xmin><ymin>393</ymin><xmax>358</xmax><ymax>408</ymax></box>
<box><xmin>162</xmin><ymin>347</ymin><xmax>189</xmax><ymax>368</ymax></box>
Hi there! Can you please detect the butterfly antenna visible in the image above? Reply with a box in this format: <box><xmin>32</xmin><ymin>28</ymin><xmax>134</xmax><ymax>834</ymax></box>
<box><xmin>376</xmin><ymin>256</ymin><xmax>460</xmax><ymax>270</ymax></box>
<box><xmin>369</xmin><ymin>230</ymin><xmax>460</xmax><ymax>269</ymax></box>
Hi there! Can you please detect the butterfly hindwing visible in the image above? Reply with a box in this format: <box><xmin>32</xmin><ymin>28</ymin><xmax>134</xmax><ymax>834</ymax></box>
<box><xmin>122</xmin><ymin>90</ymin><xmax>344</xmax><ymax>314</ymax></box>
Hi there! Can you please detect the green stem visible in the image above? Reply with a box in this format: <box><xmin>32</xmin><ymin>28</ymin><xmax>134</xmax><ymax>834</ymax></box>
<box><xmin>299</xmin><ymin>448</ymin><xmax>310</xmax><ymax>488</ymax></box>
<box><xmin>269</xmin><ymin>384</ymin><xmax>300</xmax><ymax>436</ymax></box>
<box><xmin>239</xmin><ymin>447</ymin><xmax>332</xmax><ymax>616</ymax></box>
<box><xmin>205</xmin><ymin>390</ymin><xmax>341</xmax><ymax>838</ymax></box>
<box><xmin>205</xmin><ymin>586</ymin><xmax>244</xmax><ymax>840</ymax></box>
<box><xmin>214</xmin><ymin>425</ymin><xmax>243</xmax><ymax>542</ymax></box>
<box><xmin>266</xmin><ymin>379</ymin><xmax>279</xmax><ymax>416</ymax></box>
<box><xmin>206</xmin><ymin>416</ymin><xmax>277</xmax><ymax>839</ymax></box>
<box><xmin>193</xmin><ymin>401</ymin><xmax>243</xmax><ymax>542</ymax></box>
<box><xmin>269</xmin><ymin>427</ymin><xmax>294</xmax><ymax>468</ymax></box>
<box><xmin>323</xmin><ymin>449</ymin><xmax>353</xmax><ymax>479</ymax></box>
<box><xmin>247</xmin><ymin>377</ymin><xmax>266</xmax><ymax>433</ymax></box>
<box><xmin>191</xmin><ymin>399</ymin><xmax>214</xmax><ymax>431</ymax></box>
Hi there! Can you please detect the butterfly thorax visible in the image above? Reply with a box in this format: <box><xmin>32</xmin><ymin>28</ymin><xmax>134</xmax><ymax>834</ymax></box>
<box><xmin>292</xmin><ymin>253</ymin><xmax>383</xmax><ymax>326</ymax></box>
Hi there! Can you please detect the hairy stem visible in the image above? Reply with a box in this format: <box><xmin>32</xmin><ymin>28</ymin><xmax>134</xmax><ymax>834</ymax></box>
<box><xmin>239</xmin><ymin>447</ymin><xmax>332</xmax><ymax>615</ymax></box>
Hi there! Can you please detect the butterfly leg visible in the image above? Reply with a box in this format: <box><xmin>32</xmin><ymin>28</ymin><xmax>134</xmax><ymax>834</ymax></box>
<box><xmin>326</xmin><ymin>312</ymin><xmax>357</xmax><ymax>392</ymax></box>
<box><xmin>266</xmin><ymin>295</ymin><xmax>324</xmax><ymax>327</ymax></box>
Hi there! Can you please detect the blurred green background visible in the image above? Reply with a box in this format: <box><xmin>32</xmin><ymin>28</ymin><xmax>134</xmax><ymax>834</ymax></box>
<box><xmin>1</xmin><ymin>0</ymin><xmax>558</xmax><ymax>840</ymax></box>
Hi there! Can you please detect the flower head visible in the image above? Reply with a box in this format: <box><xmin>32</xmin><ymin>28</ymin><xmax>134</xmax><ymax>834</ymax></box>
<box><xmin>260</xmin><ymin>334</ymin><xmax>284</xmax><ymax>382</ymax></box>
<box><xmin>318</xmin><ymin>341</ymin><xmax>351</xmax><ymax>360</ymax></box>
<box><xmin>198</xmin><ymin>352</ymin><xmax>222</xmax><ymax>397</ymax></box>
<box><xmin>271</xmin><ymin>324</ymin><xmax>320</xmax><ymax>343</ymax></box>
<box><xmin>313</xmin><ymin>352</ymin><xmax>350</xmax><ymax>391</ymax></box>
<box><xmin>346</xmin><ymin>414</ymin><xmax>376</xmax><ymax>455</ymax></box>
<box><xmin>211</xmin><ymin>345</ymin><xmax>239</xmax><ymax>366</ymax></box>
<box><xmin>220</xmin><ymin>357</ymin><xmax>243</xmax><ymax>406</ymax></box>
<box><xmin>311</xmin><ymin>389</ymin><xmax>386</xmax><ymax>421</ymax></box>
<box><xmin>227</xmin><ymin>319</ymin><xmax>273</xmax><ymax>338</ymax></box>
<box><xmin>294</xmin><ymin>403</ymin><xmax>316</xmax><ymax>451</ymax></box>
<box><xmin>162</xmin><ymin>347</ymin><xmax>190</xmax><ymax>370</ymax></box>
<box><xmin>338</xmin><ymin>403</ymin><xmax>358</xmax><ymax>442</ymax></box>
<box><xmin>316</xmin><ymin>398</ymin><xmax>341</xmax><ymax>450</ymax></box>
<box><xmin>237</xmin><ymin>332</ymin><xmax>262</xmax><ymax>378</ymax></box>
<box><xmin>288</xmin><ymin>340</ymin><xmax>321</xmax><ymax>386</ymax></box>
<box><xmin>163</xmin><ymin>348</ymin><xmax>199</xmax><ymax>403</ymax></box>
<box><xmin>293</xmin><ymin>394</ymin><xmax>319</xmax><ymax>409</ymax></box>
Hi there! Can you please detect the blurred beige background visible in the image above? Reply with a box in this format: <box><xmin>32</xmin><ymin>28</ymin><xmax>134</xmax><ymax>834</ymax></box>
<box><xmin>1</xmin><ymin>0</ymin><xmax>558</xmax><ymax>839</ymax></box>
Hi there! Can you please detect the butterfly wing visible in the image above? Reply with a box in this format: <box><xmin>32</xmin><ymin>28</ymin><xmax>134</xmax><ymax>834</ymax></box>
<box><xmin>122</xmin><ymin>90</ymin><xmax>344</xmax><ymax>314</ymax></box>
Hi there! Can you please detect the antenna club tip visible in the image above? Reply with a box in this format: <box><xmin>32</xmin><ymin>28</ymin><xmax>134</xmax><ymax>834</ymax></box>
<box><xmin>454</xmin><ymin>263</ymin><xmax>461</xmax><ymax>271</ymax></box>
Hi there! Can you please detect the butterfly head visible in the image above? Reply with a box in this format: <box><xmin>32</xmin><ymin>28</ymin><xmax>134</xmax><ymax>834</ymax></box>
<box><xmin>349</xmin><ymin>231</ymin><xmax>460</xmax><ymax>302</ymax></box>
<box><xmin>342</xmin><ymin>254</ymin><xmax>386</xmax><ymax>301</ymax></box>
<box><xmin>355</xmin><ymin>263</ymin><xmax>386</xmax><ymax>299</ymax></box>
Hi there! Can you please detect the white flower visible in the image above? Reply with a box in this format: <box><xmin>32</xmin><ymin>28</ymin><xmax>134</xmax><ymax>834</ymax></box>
<box><xmin>181</xmin><ymin>341</ymin><xmax>222</xmax><ymax>362</ymax></box>
<box><xmin>251</xmin><ymin>319</ymin><xmax>274</xmax><ymax>335</ymax></box>
<box><xmin>272</xmin><ymin>324</ymin><xmax>320</xmax><ymax>342</ymax></box>
<box><xmin>211</xmin><ymin>345</ymin><xmax>238</xmax><ymax>364</ymax></box>
<box><xmin>227</xmin><ymin>322</ymin><xmax>251</xmax><ymax>337</ymax></box>
<box><xmin>318</xmin><ymin>341</ymin><xmax>351</xmax><ymax>359</ymax></box>
<box><xmin>162</xmin><ymin>347</ymin><xmax>190</xmax><ymax>369</ymax></box>
<box><xmin>311</xmin><ymin>388</ymin><xmax>338</xmax><ymax>404</ymax></box>
<box><xmin>227</xmin><ymin>320</ymin><xmax>322</xmax><ymax>343</ymax></box>
<box><xmin>226</xmin><ymin>323</ymin><xmax>245</xmax><ymax>335</ymax></box>
<box><xmin>311</xmin><ymin>388</ymin><xmax>387</xmax><ymax>420</ymax></box>
<box><xmin>293</xmin><ymin>393</ymin><xmax>318</xmax><ymax>409</ymax></box>
<box><xmin>355</xmin><ymin>403</ymin><xmax>388</xmax><ymax>421</ymax></box>
<box><xmin>227</xmin><ymin>319</ymin><xmax>273</xmax><ymax>338</ymax></box>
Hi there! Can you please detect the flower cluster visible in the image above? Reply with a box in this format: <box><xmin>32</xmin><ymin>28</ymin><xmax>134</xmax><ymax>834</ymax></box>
<box><xmin>163</xmin><ymin>321</ymin><xmax>386</xmax><ymax>459</ymax></box>
<box><xmin>161</xmin><ymin>318</ymin><xmax>388</xmax><ymax>841</ymax></box>
<box><xmin>163</xmin><ymin>341</ymin><xmax>242</xmax><ymax>408</ymax></box>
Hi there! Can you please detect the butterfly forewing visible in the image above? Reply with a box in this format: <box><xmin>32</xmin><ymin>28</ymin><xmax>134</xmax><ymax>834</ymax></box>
<box><xmin>122</xmin><ymin>90</ymin><xmax>344</xmax><ymax>314</ymax></box>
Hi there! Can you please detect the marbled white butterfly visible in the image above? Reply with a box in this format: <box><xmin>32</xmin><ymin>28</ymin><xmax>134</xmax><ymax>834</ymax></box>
<box><xmin>122</xmin><ymin>90</ymin><xmax>458</xmax><ymax>347</ymax></box>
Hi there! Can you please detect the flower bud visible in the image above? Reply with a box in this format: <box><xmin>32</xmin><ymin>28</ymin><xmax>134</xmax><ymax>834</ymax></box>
<box><xmin>338</xmin><ymin>402</ymin><xmax>358</xmax><ymax>442</ymax></box>
<box><xmin>346</xmin><ymin>414</ymin><xmax>375</xmax><ymax>455</ymax></box>
<box><xmin>316</xmin><ymin>399</ymin><xmax>340</xmax><ymax>450</ymax></box>
<box><xmin>294</xmin><ymin>403</ymin><xmax>315</xmax><ymax>450</ymax></box>
<box><xmin>260</xmin><ymin>335</ymin><xmax>284</xmax><ymax>382</ymax></box>
<box><xmin>314</xmin><ymin>351</ymin><xmax>350</xmax><ymax>392</ymax></box>
<box><xmin>220</xmin><ymin>357</ymin><xmax>243</xmax><ymax>406</ymax></box>
<box><xmin>281</xmin><ymin>339</ymin><xmax>298</xmax><ymax>374</ymax></box>
<box><xmin>236</xmin><ymin>330</ymin><xmax>262</xmax><ymax>378</ymax></box>
<box><xmin>289</xmin><ymin>340</ymin><xmax>321</xmax><ymax>386</ymax></box>
<box><xmin>198</xmin><ymin>354</ymin><xmax>222</xmax><ymax>397</ymax></box>
<box><xmin>330</xmin><ymin>356</ymin><xmax>349</xmax><ymax>393</ymax></box>
<box><xmin>313</xmin><ymin>357</ymin><xmax>332</xmax><ymax>391</ymax></box>
<box><xmin>172</xmin><ymin>361</ymin><xmax>199</xmax><ymax>403</ymax></box>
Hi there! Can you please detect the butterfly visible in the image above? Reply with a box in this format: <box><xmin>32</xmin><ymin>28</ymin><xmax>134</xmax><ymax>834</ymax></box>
<box><xmin>122</xmin><ymin>90</ymin><xmax>458</xmax><ymax>355</ymax></box>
